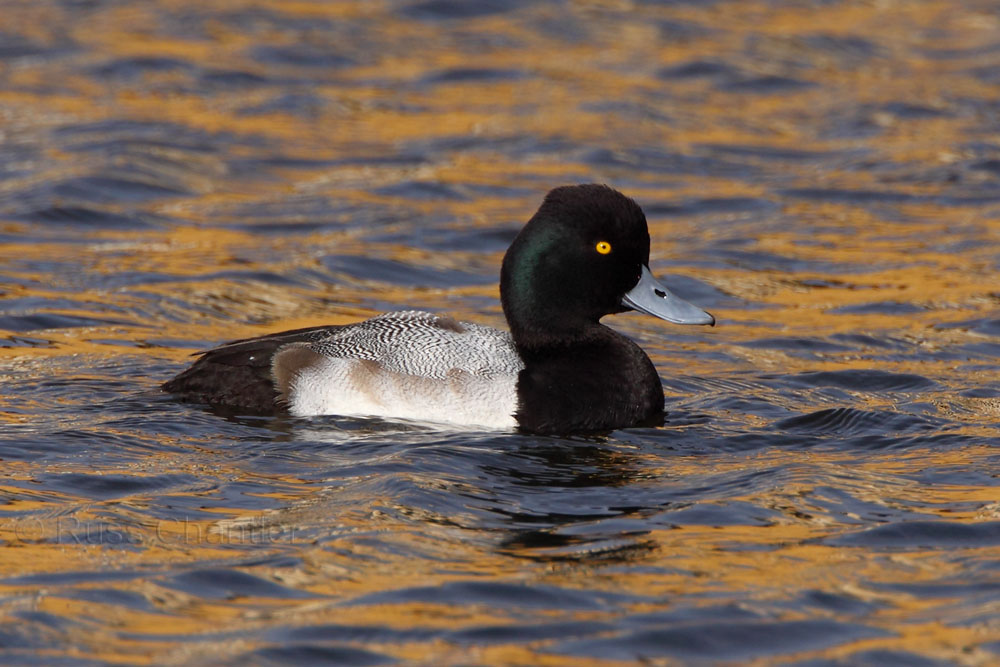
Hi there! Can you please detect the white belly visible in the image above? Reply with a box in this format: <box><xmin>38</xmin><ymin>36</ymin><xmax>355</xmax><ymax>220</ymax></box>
<box><xmin>270</xmin><ymin>311</ymin><xmax>524</xmax><ymax>430</ymax></box>
<box><xmin>285</xmin><ymin>356</ymin><xmax>519</xmax><ymax>430</ymax></box>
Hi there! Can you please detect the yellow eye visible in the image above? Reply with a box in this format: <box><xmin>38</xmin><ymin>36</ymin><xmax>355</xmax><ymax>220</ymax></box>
<box><xmin>595</xmin><ymin>241</ymin><xmax>612</xmax><ymax>255</ymax></box>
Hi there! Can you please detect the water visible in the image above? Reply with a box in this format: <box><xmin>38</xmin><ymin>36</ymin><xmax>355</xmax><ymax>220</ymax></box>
<box><xmin>1</xmin><ymin>0</ymin><xmax>999</xmax><ymax>664</ymax></box>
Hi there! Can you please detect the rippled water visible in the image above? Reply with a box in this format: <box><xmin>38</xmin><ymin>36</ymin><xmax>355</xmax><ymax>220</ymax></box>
<box><xmin>2</xmin><ymin>0</ymin><xmax>999</xmax><ymax>664</ymax></box>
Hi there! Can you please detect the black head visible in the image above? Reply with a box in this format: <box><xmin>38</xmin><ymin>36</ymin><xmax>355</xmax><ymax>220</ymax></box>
<box><xmin>500</xmin><ymin>184</ymin><xmax>652</xmax><ymax>345</ymax></box>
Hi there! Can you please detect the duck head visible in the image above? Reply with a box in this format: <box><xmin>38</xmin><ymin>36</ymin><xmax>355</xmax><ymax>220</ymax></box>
<box><xmin>500</xmin><ymin>184</ymin><xmax>714</xmax><ymax>346</ymax></box>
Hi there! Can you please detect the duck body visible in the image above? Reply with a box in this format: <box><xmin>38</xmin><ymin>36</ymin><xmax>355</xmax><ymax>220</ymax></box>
<box><xmin>163</xmin><ymin>184</ymin><xmax>714</xmax><ymax>434</ymax></box>
<box><xmin>275</xmin><ymin>310</ymin><xmax>522</xmax><ymax>429</ymax></box>
<box><xmin>513</xmin><ymin>325</ymin><xmax>666</xmax><ymax>433</ymax></box>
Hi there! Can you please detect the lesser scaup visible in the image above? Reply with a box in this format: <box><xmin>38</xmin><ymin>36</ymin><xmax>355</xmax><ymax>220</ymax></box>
<box><xmin>163</xmin><ymin>184</ymin><xmax>714</xmax><ymax>433</ymax></box>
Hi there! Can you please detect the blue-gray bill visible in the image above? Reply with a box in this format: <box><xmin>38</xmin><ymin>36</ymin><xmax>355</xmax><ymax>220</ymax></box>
<box><xmin>622</xmin><ymin>265</ymin><xmax>716</xmax><ymax>326</ymax></box>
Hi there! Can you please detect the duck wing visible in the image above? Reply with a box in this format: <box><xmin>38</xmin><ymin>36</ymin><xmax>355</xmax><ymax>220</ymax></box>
<box><xmin>272</xmin><ymin>311</ymin><xmax>522</xmax><ymax>425</ymax></box>
<box><xmin>162</xmin><ymin>324</ymin><xmax>341</xmax><ymax>414</ymax></box>
<box><xmin>162</xmin><ymin>311</ymin><xmax>522</xmax><ymax>423</ymax></box>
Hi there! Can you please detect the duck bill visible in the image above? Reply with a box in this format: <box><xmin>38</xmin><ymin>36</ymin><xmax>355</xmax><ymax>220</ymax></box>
<box><xmin>622</xmin><ymin>265</ymin><xmax>715</xmax><ymax>326</ymax></box>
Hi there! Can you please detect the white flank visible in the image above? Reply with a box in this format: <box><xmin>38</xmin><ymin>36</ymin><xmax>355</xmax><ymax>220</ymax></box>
<box><xmin>274</xmin><ymin>311</ymin><xmax>523</xmax><ymax>430</ymax></box>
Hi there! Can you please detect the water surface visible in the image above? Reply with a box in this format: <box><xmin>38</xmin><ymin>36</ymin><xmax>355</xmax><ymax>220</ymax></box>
<box><xmin>1</xmin><ymin>0</ymin><xmax>999</xmax><ymax>664</ymax></box>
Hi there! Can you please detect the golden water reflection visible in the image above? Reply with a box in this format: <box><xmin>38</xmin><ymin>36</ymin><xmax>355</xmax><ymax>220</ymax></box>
<box><xmin>1</xmin><ymin>0</ymin><xmax>999</xmax><ymax>664</ymax></box>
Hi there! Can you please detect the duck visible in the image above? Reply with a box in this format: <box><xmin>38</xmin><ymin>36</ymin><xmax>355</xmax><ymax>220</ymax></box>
<box><xmin>162</xmin><ymin>184</ymin><xmax>715</xmax><ymax>433</ymax></box>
